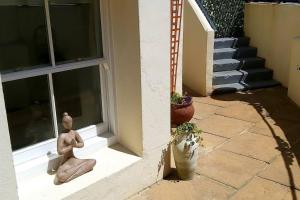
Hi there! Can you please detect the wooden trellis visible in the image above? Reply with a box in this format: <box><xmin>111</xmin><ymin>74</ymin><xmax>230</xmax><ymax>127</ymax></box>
<box><xmin>170</xmin><ymin>0</ymin><xmax>184</xmax><ymax>94</ymax></box>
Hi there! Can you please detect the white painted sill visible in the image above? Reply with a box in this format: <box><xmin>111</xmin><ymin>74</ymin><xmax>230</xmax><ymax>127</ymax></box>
<box><xmin>16</xmin><ymin>133</ymin><xmax>141</xmax><ymax>200</ymax></box>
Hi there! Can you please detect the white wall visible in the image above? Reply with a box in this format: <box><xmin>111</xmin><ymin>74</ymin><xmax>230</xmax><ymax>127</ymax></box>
<box><xmin>288</xmin><ymin>36</ymin><xmax>300</xmax><ymax>107</ymax></box>
<box><xmin>244</xmin><ymin>3</ymin><xmax>300</xmax><ymax>87</ymax></box>
<box><xmin>182</xmin><ymin>0</ymin><xmax>214</xmax><ymax>96</ymax></box>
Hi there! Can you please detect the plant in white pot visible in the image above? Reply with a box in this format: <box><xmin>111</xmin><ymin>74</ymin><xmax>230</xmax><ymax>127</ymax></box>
<box><xmin>172</xmin><ymin>122</ymin><xmax>202</xmax><ymax>180</ymax></box>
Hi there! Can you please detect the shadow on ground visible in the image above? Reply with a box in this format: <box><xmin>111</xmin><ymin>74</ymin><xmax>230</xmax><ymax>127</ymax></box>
<box><xmin>187</xmin><ymin>86</ymin><xmax>300</xmax><ymax>200</ymax></box>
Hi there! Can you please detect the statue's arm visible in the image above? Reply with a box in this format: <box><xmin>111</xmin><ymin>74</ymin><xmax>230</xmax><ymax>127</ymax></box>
<box><xmin>74</xmin><ymin>132</ymin><xmax>84</xmax><ymax>148</ymax></box>
<box><xmin>57</xmin><ymin>135</ymin><xmax>73</xmax><ymax>155</ymax></box>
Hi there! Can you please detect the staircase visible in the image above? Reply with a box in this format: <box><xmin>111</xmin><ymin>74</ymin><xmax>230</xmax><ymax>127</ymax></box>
<box><xmin>212</xmin><ymin>37</ymin><xmax>280</xmax><ymax>94</ymax></box>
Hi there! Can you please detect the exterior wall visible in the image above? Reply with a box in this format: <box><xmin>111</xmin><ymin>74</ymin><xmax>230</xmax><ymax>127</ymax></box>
<box><xmin>288</xmin><ymin>36</ymin><xmax>300</xmax><ymax>107</ymax></box>
<box><xmin>182</xmin><ymin>0</ymin><xmax>214</xmax><ymax>96</ymax></box>
<box><xmin>109</xmin><ymin>0</ymin><xmax>143</xmax><ymax>156</ymax></box>
<box><xmin>0</xmin><ymin>77</ymin><xmax>18</xmax><ymax>200</ymax></box>
<box><xmin>244</xmin><ymin>3</ymin><xmax>300</xmax><ymax>87</ymax></box>
<box><xmin>0</xmin><ymin>0</ymin><xmax>171</xmax><ymax>199</ymax></box>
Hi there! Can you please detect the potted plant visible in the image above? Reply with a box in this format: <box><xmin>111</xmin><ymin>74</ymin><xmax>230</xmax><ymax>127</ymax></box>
<box><xmin>172</xmin><ymin>122</ymin><xmax>202</xmax><ymax>180</ymax></box>
<box><xmin>171</xmin><ymin>92</ymin><xmax>195</xmax><ymax>125</ymax></box>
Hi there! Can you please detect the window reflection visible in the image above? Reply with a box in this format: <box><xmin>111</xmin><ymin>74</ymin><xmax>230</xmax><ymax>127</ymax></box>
<box><xmin>0</xmin><ymin>1</ymin><xmax>50</xmax><ymax>73</ymax></box>
<box><xmin>53</xmin><ymin>66</ymin><xmax>103</xmax><ymax>132</ymax></box>
<box><xmin>49</xmin><ymin>0</ymin><xmax>103</xmax><ymax>63</ymax></box>
<box><xmin>3</xmin><ymin>76</ymin><xmax>54</xmax><ymax>150</ymax></box>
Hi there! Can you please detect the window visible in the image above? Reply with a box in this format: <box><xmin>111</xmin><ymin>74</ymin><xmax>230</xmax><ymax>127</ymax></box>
<box><xmin>0</xmin><ymin>0</ymin><xmax>110</xmax><ymax>165</ymax></box>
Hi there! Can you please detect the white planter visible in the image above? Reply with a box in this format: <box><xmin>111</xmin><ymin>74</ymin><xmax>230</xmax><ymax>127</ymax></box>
<box><xmin>172</xmin><ymin>136</ymin><xmax>199</xmax><ymax>180</ymax></box>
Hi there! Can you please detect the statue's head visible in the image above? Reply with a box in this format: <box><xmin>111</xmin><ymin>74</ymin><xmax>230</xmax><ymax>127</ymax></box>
<box><xmin>62</xmin><ymin>112</ymin><xmax>73</xmax><ymax>130</ymax></box>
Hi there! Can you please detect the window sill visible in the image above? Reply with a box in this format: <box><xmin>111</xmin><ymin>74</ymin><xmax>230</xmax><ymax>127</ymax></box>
<box><xmin>16</xmin><ymin>134</ymin><xmax>141</xmax><ymax>200</ymax></box>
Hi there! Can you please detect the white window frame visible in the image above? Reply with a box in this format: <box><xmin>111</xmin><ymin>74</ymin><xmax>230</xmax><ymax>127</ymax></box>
<box><xmin>0</xmin><ymin>0</ymin><xmax>114</xmax><ymax>166</ymax></box>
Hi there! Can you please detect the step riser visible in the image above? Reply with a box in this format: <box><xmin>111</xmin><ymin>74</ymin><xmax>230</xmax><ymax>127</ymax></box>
<box><xmin>213</xmin><ymin>70</ymin><xmax>273</xmax><ymax>85</ymax></box>
<box><xmin>214</xmin><ymin>48</ymin><xmax>257</xmax><ymax>60</ymax></box>
<box><xmin>214</xmin><ymin>50</ymin><xmax>236</xmax><ymax>60</ymax></box>
<box><xmin>234</xmin><ymin>48</ymin><xmax>257</xmax><ymax>59</ymax></box>
<box><xmin>214</xmin><ymin>40</ymin><xmax>235</xmax><ymax>49</ymax></box>
<box><xmin>234</xmin><ymin>37</ymin><xmax>250</xmax><ymax>48</ymax></box>
<box><xmin>214</xmin><ymin>37</ymin><xmax>250</xmax><ymax>49</ymax></box>
<box><xmin>214</xmin><ymin>62</ymin><xmax>240</xmax><ymax>72</ymax></box>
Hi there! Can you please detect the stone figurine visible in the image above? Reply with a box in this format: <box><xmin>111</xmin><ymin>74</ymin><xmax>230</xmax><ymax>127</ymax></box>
<box><xmin>54</xmin><ymin>113</ymin><xmax>96</xmax><ymax>185</ymax></box>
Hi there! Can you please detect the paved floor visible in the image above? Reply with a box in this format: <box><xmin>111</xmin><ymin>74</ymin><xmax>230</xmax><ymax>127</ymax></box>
<box><xmin>129</xmin><ymin>87</ymin><xmax>300</xmax><ymax>200</ymax></box>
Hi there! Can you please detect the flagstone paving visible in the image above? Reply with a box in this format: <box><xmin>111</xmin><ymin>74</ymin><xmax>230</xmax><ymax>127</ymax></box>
<box><xmin>129</xmin><ymin>87</ymin><xmax>300</xmax><ymax>200</ymax></box>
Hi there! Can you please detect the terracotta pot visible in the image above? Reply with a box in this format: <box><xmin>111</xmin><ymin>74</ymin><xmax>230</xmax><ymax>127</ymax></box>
<box><xmin>171</xmin><ymin>102</ymin><xmax>195</xmax><ymax>125</ymax></box>
<box><xmin>172</xmin><ymin>137</ymin><xmax>199</xmax><ymax>180</ymax></box>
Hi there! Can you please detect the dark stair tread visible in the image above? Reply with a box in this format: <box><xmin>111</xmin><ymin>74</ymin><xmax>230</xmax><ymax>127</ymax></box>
<box><xmin>240</xmin><ymin>68</ymin><xmax>273</xmax><ymax>75</ymax></box>
<box><xmin>243</xmin><ymin>80</ymin><xmax>281</xmax><ymax>89</ymax></box>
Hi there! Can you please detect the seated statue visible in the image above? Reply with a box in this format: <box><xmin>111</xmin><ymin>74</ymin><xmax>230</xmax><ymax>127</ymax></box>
<box><xmin>54</xmin><ymin>113</ymin><xmax>96</xmax><ymax>185</ymax></box>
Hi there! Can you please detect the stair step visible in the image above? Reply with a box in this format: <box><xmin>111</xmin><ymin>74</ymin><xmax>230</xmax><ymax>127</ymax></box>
<box><xmin>214</xmin><ymin>48</ymin><xmax>236</xmax><ymax>60</ymax></box>
<box><xmin>213</xmin><ymin>83</ymin><xmax>246</xmax><ymax>94</ymax></box>
<box><xmin>214</xmin><ymin>59</ymin><xmax>241</xmax><ymax>72</ymax></box>
<box><xmin>214</xmin><ymin>38</ymin><xmax>235</xmax><ymax>49</ymax></box>
<box><xmin>213</xmin><ymin>70</ymin><xmax>243</xmax><ymax>85</ymax></box>
<box><xmin>239</xmin><ymin>57</ymin><xmax>266</xmax><ymax>69</ymax></box>
<box><xmin>243</xmin><ymin>80</ymin><xmax>281</xmax><ymax>90</ymax></box>
<box><xmin>214</xmin><ymin>37</ymin><xmax>250</xmax><ymax>49</ymax></box>
<box><xmin>213</xmin><ymin>68</ymin><xmax>274</xmax><ymax>85</ymax></box>
<box><xmin>241</xmin><ymin>68</ymin><xmax>273</xmax><ymax>83</ymax></box>
<box><xmin>212</xmin><ymin>80</ymin><xmax>281</xmax><ymax>95</ymax></box>
<box><xmin>234</xmin><ymin>47</ymin><xmax>257</xmax><ymax>59</ymax></box>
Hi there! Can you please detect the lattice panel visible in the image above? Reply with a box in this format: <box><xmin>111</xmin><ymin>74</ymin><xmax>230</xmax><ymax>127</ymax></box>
<box><xmin>170</xmin><ymin>0</ymin><xmax>183</xmax><ymax>93</ymax></box>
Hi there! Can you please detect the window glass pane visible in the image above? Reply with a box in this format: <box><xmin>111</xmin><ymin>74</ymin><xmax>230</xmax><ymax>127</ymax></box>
<box><xmin>3</xmin><ymin>76</ymin><xmax>54</xmax><ymax>151</ymax></box>
<box><xmin>53</xmin><ymin>66</ymin><xmax>103</xmax><ymax>131</ymax></box>
<box><xmin>0</xmin><ymin>1</ymin><xmax>50</xmax><ymax>73</ymax></box>
<box><xmin>49</xmin><ymin>0</ymin><xmax>103</xmax><ymax>63</ymax></box>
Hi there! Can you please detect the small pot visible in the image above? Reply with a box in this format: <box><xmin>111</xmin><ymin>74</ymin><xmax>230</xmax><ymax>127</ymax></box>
<box><xmin>171</xmin><ymin>101</ymin><xmax>195</xmax><ymax>125</ymax></box>
<box><xmin>172</xmin><ymin>136</ymin><xmax>199</xmax><ymax>180</ymax></box>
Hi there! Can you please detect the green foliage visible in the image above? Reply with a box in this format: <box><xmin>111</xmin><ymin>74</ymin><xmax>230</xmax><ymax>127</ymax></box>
<box><xmin>173</xmin><ymin>122</ymin><xmax>202</xmax><ymax>143</ymax></box>
<box><xmin>171</xmin><ymin>92</ymin><xmax>184</xmax><ymax>105</ymax></box>
<box><xmin>198</xmin><ymin>0</ymin><xmax>245</xmax><ymax>38</ymax></box>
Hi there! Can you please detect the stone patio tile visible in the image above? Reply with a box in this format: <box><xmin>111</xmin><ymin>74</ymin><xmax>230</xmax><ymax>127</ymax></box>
<box><xmin>200</xmin><ymin>133</ymin><xmax>228</xmax><ymax>154</ymax></box>
<box><xmin>193</xmin><ymin>102</ymin><xmax>221</xmax><ymax>120</ymax></box>
<box><xmin>230</xmin><ymin>176</ymin><xmax>300</xmax><ymax>200</ymax></box>
<box><xmin>195</xmin><ymin>115</ymin><xmax>253</xmax><ymax>138</ymax></box>
<box><xmin>249</xmin><ymin>118</ymin><xmax>300</xmax><ymax>146</ymax></box>
<box><xmin>215</xmin><ymin>103</ymin><xmax>270</xmax><ymax>123</ymax></box>
<box><xmin>193</xmin><ymin>93</ymin><xmax>247</xmax><ymax>108</ymax></box>
<box><xmin>197</xmin><ymin>150</ymin><xmax>266</xmax><ymax>188</ymax></box>
<box><xmin>220</xmin><ymin>132</ymin><xmax>281</xmax><ymax>163</ymax></box>
<box><xmin>129</xmin><ymin>175</ymin><xmax>235</xmax><ymax>200</ymax></box>
<box><xmin>258</xmin><ymin>144</ymin><xmax>300</xmax><ymax>190</ymax></box>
